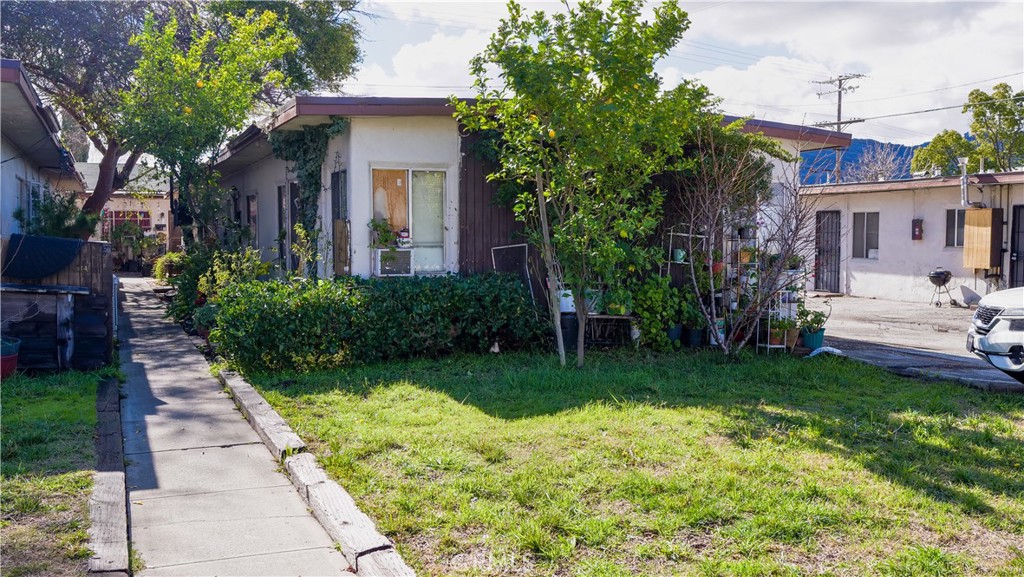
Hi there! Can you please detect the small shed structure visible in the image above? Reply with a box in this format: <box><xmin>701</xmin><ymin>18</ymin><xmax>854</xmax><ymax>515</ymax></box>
<box><xmin>1</xmin><ymin>234</ymin><xmax>114</xmax><ymax>370</ymax></box>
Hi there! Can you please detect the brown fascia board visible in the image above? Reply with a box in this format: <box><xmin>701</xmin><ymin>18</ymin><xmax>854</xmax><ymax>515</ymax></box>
<box><xmin>723</xmin><ymin>115</ymin><xmax>851</xmax><ymax>150</ymax></box>
<box><xmin>218</xmin><ymin>96</ymin><xmax>849</xmax><ymax>166</ymax></box>
<box><xmin>1</xmin><ymin>59</ymin><xmax>61</xmax><ymax>135</ymax></box>
<box><xmin>271</xmin><ymin>96</ymin><xmax>460</xmax><ymax>130</ymax></box>
<box><xmin>802</xmin><ymin>171</ymin><xmax>1024</xmax><ymax>195</ymax></box>
<box><xmin>1</xmin><ymin>59</ymin><xmax>84</xmax><ymax>187</ymax></box>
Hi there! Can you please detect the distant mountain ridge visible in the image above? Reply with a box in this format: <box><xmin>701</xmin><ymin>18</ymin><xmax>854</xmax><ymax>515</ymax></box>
<box><xmin>801</xmin><ymin>138</ymin><xmax>921</xmax><ymax>185</ymax></box>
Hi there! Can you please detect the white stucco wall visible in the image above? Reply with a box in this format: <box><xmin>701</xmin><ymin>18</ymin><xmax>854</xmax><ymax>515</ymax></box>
<box><xmin>344</xmin><ymin>116</ymin><xmax>461</xmax><ymax>277</ymax></box>
<box><xmin>808</xmin><ymin>181</ymin><xmax>1024</xmax><ymax>302</ymax></box>
<box><xmin>219</xmin><ymin>153</ymin><xmax>292</xmax><ymax>264</ymax></box>
<box><xmin>1</xmin><ymin>134</ymin><xmax>50</xmax><ymax>236</ymax></box>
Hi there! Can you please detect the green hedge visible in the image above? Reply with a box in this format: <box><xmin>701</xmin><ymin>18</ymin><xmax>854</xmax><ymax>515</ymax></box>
<box><xmin>213</xmin><ymin>274</ymin><xmax>546</xmax><ymax>372</ymax></box>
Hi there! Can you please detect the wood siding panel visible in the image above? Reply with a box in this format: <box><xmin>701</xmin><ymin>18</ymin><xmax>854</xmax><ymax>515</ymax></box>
<box><xmin>963</xmin><ymin>208</ymin><xmax>1003</xmax><ymax>269</ymax></box>
<box><xmin>457</xmin><ymin>133</ymin><xmax>527</xmax><ymax>274</ymax></box>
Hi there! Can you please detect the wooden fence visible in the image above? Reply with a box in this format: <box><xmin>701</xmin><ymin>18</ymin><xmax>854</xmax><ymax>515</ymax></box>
<box><xmin>1</xmin><ymin>237</ymin><xmax>114</xmax><ymax>370</ymax></box>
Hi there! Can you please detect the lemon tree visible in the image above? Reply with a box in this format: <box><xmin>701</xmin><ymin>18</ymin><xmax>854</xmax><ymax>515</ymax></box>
<box><xmin>455</xmin><ymin>0</ymin><xmax>713</xmax><ymax>367</ymax></box>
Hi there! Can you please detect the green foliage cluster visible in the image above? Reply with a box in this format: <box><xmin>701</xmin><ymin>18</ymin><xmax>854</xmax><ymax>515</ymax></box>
<box><xmin>631</xmin><ymin>276</ymin><xmax>682</xmax><ymax>351</ymax></box>
<box><xmin>166</xmin><ymin>247</ymin><xmax>215</xmax><ymax>321</ymax></box>
<box><xmin>214</xmin><ymin>274</ymin><xmax>546</xmax><ymax>372</ymax></box>
<box><xmin>13</xmin><ymin>188</ymin><xmax>98</xmax><ymax>239</ymax></box>
<box><xmin>268</xmin><ymin>117</ymin><xmax>349</xmax><ymax>274</ymax></box>
<box><xmin>154</xmin><ymin>251</ymin><xmax>186</xmax><ymax>281</ymax></box>
<box><xmin>796</xmin><ymin>299</ymin><xmax>831</xmax><ymax>333</ymax></box>
<box><xmin>166</xmin><ymin>246</ymin><xmax>268</xmax><ymax>322</ymax></box>
<box><xmin>912</xmin><ymin>83</ymin><xmax>1023</xmax><ymax>175</ymax></box>
<box><xmin>120</xmin><ymin>10</ymin><xmax>298</xmax><ymax>242</ymax></box>
<box><xmin>196</xmin><ymin>247</ymin><xmax>270</xmax><ymax>304</ymax></box>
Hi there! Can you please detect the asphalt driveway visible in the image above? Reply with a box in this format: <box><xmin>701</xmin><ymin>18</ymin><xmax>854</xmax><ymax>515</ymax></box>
<box><xmin>803</xmin><ymin>294</ymin><xmax>1022</xmax><ymax>392</ymax></box>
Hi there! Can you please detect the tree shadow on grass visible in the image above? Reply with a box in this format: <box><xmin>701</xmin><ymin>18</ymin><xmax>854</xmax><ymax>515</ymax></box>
<box><xmin>254</xmin><ymin>351</ymin><xmax>1024</xmax><ymax>523</ymax></box>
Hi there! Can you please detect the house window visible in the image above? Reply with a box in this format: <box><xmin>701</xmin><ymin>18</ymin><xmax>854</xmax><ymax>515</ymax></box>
<box><xmin>246</xmin><ymin>194</ymin><xmax>258</xmax><ymax>246</ymax></box>
<box><xmin>945</xmin><ymin>209</ymin><xmax>966</xmax><ymax>247</ymax></box>
<box><xmin>17</xmin><ymin>178</ymin><xmax>40</xmax><ymax>226</ymax></box>
<box><xmin>852</xmin><ymin>212</ymin><xmax>879</xmax><ymax>259</ymax></box>
<box><xmin>371</xmin><ymin>168</ymin><xmax>445</xmax><ymax>273</ymax></box>
<box><xmin>331</xmin><ymin>170</ymin><xmax>347</xmax><ymax>220</ymax></box>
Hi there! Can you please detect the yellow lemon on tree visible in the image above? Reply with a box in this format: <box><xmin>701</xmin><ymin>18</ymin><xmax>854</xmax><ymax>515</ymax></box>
<box><xmin>548</xmin><ymin>129</ymin><xmax>556</xmax><ymax>138</ymax></box>
<box><xmin>619</xmin><ymin>229</ymin><xmax>628</xmax><ymax>238</ymax></box>
<box><xmin>196</xmin><ymin>80</ymin><xmax>204</xmax><ymax>88</ymax></box>
<box><xmin>183</xmin><ymin>106</ymin><xmax>193</xmax><ymax>114</ymax></box>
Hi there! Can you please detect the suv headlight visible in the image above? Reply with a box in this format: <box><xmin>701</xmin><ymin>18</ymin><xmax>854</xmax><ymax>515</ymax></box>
<box><xmin>1000</xmin><ymin>308</ymin><xmax>1024</xmax><ymax>318</ymax></box>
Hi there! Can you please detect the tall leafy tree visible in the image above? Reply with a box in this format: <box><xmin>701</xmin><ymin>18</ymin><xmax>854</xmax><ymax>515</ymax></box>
<box><xmin>912</xmin><ymin>83</ymin><xmax>1023</xmax><ymax>175</ymax></box>
<box><xmin>0</xmin><ymin>0</ymin><xmax>362</xmax><ymax>234</ymax></box>
<box><xmin>966</xmin><ymin>82</ymin><xmax>1024</xmax><ymax>172</ymax></box>
<box><xmin>455</xmin><ymin>0</ymin><xmax>713</xmax><ymax>367</ymax></box>
<box><xmin>910</xmin><ymin>129</ymin><xmax>977</xmax><ymax>175</ymax></box>
<box><xmin>120</xmin><ymin>11</ymin><xmax>298</xmax><ymax>242</ymax></box>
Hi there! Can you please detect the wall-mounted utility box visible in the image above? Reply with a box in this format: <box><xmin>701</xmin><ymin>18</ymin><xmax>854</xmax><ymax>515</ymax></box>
<box><xmin>963</xmin><ymin>208</ymin><xmax>1003</xmax><ymax>269</ymax></box>
<box><xmin>911</xmin><ymin>218</ymin><xmax>923</xmax><ymax>240</ymax></box>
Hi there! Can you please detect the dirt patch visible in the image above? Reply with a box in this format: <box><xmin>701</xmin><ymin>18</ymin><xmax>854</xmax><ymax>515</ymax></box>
<box><xmin>773</xmin><ymin>518</ymin><xmax>1024</xmax><ymax>575</ymax></box>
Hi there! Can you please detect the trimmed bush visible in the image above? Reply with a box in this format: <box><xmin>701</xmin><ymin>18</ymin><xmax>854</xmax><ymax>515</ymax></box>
<box><xmin>154</xmin><ymin>251</ymin><xmax>186</xmax><ymax>281</ymax></box>
<box><xmin>214</xmin><ymin>273</ymin><xmax>546</xmax><ymax>372</ymax></box>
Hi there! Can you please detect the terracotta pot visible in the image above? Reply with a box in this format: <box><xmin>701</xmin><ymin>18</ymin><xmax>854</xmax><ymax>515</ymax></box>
<box><xmin>0</xmin><ymin>353</ymin><xmax>18</xmax><ymax>378</ymax></box>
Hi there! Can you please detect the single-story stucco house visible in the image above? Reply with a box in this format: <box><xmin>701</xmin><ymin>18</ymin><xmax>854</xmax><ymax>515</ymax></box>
<box><xmin>801</xmin><ymin>171</ymin><xmax>1024</xmax><ymax>302</ymax></box>
<box><xmin>1</xmin><ymin>59</ymin><xmax>85</xmax><ymax>236</ymax></box>
<box><xmin>214</xmin><ymin>96</ymin><xmax>850</xmax><ymax>280</ymax></box>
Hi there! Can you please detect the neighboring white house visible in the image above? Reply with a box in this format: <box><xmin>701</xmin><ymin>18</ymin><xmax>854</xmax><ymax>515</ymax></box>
<box><xmin>801</xmin><ymin>171</ymin><xmax>1024</xmax><ymax>302</ymax></box>
<box><xmin>215</xmin><ymin>97</ymin><xmax>851</xmax><ymax>280</ymax></box>
<box><xmin>1</xmin><ymin>59</ymin><xmax>84</xmax><ymax>236</ymax></box>
<box><xmin>77</xmin><ymin>162</ymin><xmax>177</xmax><ymax>253</ymax></box>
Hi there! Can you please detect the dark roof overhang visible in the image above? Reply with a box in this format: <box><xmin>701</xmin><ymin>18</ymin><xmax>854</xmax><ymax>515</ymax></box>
<box><xmin>1</xmin><ymin>59</ymin><xmax>85</xmax><ymax>192</ymax></box>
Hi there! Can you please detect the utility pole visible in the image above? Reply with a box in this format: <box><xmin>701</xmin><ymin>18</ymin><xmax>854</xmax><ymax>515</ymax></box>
<box><xmin>812</xmin><ymin>73</ymin><xmax>866</xmax><ymax>182</ymax></box>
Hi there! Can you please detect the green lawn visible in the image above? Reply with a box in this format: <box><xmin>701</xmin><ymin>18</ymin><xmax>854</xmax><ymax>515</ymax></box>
<box><xmin>247</xmin><ymin>351</ymin><xmax>1024</xmax><ymax>576</ymax></box>
<box><xmin>1</xmin><ymin>370</ymin><xmax>110</xmax><ymax>577</ymax></box>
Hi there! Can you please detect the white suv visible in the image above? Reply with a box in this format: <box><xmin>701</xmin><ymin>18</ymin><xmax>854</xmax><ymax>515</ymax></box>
<box><xmin>967</xmin><ymin>287</ymin><xmax>1024</xmax><ymax>384</ymax></box>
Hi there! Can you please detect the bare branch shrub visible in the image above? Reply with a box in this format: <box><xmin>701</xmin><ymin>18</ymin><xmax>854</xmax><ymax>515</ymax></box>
<box><xmin>844</xmin><ymin>141</ymin><xmax>910</xmax><ymax>182</ymax></box>
<box><xmin>664</xmin><ymin>121</ymin><xmax>826</xmax><ymax>355</ymax></box>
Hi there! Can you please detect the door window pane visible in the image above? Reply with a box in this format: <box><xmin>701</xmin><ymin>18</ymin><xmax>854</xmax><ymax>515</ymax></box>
<box><xmin>411</xmin><ymin>171</ymin><xmax>445</xmax><ymax>273</ymax></box>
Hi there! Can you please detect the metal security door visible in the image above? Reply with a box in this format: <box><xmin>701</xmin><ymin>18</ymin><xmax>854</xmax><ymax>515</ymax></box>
<box><xmin>815</xmin><ymin>210</ymin><xmax>841</xmax><ymax>293</ymax></box>
<box><xmin>1011</xmin><ymin>205</ymin><xmax>1024</xmax><ymax>288</ymax></box>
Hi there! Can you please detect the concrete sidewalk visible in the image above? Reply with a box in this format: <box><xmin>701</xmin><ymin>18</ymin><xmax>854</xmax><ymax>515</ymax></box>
<box><xmin>804</xmin><ymin>294</ymin><xmax>1022</xmax><ymax>392</ymax></box>
<box><xmin>118</xmin><ymin>277</ymin><xmax>350</xmax><ymax>576</ymax></box>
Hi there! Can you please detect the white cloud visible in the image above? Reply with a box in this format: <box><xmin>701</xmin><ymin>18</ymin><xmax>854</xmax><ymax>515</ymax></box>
<box><xmin>351</xmin><ymin>1</ymin><xmax>1023</xmax><ymax>144</ymax></box>
<box><xmin>347</xmin><ymin>29</ymin><xmax>491</xmax><ymax>96</ymax></box>
<box><xmin>678</xmin><ymin>2</ymin><xmax>1024</xmax><ymax>143</ymax></box>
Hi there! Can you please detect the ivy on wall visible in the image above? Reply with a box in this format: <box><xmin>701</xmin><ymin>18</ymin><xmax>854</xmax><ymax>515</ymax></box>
<box><xmin>268</xmin><ymin>115</ymin><xmax>349</xmax><ymax>274</ymax></box>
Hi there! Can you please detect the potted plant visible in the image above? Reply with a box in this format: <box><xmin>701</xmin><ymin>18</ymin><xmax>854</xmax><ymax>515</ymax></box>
<box><xmin>679</xmin><ymin>292</ymin><xmax>706</xmax><ymax>348</ymax></box>
<box><xmin>192</xmin><ymin>303</ymin><xmax>218</xmax><ymax>340</ymax></box>
<box><xmin>767</xmin><ymin>314</ymin><xmax>798</xmax><ymax>347</ymax></box>
<box><xmin>1</xmin><ymin>336</ymin><xmax>21</xmax><ymax>378</ymax></box>
<box><xmin>738</xmin><ymin>246</ymin><xmax>757</xmax><ymax>264</ymax></box>
<box><xmin>785</xmin><ymin>254</ymin><xmax>805</xmax><ymax>271</ymax></box>
<box><xmin>797</xmin><ymin>299</ymin><xmax>831</xmax><ymax>350</ymax></box>
<box><xmin>368</xmin><ymin>218</ymin><xmax>398</xmax><ymax>248</ymax></box>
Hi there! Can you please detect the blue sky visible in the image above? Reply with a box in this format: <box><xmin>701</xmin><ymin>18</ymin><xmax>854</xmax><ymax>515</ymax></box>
<box><xmin>344</xmin><ymin>1</ymin><xmax>1024</xmax><ymax>145</ymax></box>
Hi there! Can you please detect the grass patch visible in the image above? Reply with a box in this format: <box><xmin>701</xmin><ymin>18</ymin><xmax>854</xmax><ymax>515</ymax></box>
<box><xmin>247</xmin><ymin>350</ymin><xmax>1024</xmax><ymax>576</ymax></box>
<box><xmin>1</xmin><ymin>369</ymin><xmax>112</xmax><ymax>577</ymax></box>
